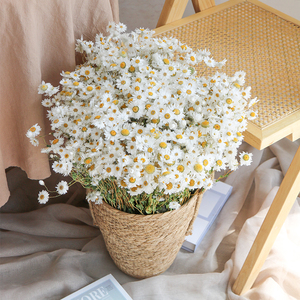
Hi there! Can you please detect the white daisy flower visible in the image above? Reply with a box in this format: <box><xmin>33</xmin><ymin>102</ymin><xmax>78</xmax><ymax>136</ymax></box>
<box><xmin>26</xmin><ymin>123</ymin><xmax>41</xmax><ymax>138</ymax></box>
<box><xmin>38</xmin><ymin>81</ymin><xmax>51</xmax><ymax>94</ymax></box>
<box><xmin>38</xmin><ymin>190</ymin><xmax>49</xmax><ymax>204</ymax></box>
<box><xmin>86</xmin><ymin>190</ymin><xmax>103</xmax><ymax>204</ymax></box>
<box><xmin>239</xmin><ymin>151</ymin><xmax>253</xmax><ymax>166</ymax></box>
<box><xmin>169</xmin><ymin>201</ymin><xmax>181</xmax><ymax>210</ymax></box>
<box><xmin>203</xmin><ymin>56</ymin><xmax>217</xmax><ymax>67</ymax></box>
<box><xmin>29</xmin><ymin>137</ymin><xmax>39</xmax><ymax>146</ymax></box>
<box><xmin>56</xmin><ymin>181</ymin><xmax>69</xmax><ymax>195</ymax></box>
<box><xmin>41</xmin><ymin>98</ymin><xmax>53</xmax><ymax>107</ymax></box>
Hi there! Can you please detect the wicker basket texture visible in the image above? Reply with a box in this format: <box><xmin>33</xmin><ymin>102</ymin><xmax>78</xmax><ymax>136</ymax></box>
<box><xmin>89</xmin><ymin>189</ymin><xmax>204</xmax><ymax>278</ymax></box>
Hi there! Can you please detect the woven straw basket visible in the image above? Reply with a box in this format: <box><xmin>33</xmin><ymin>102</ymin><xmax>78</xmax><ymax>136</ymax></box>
<box><xmin>88</xmin><ymin>188</ymin><xmax>205</xmax><ymax>279</ymax></box>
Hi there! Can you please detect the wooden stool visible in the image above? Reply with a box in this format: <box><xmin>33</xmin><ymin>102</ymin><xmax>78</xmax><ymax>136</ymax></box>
<box><xmin>154</xmin><ymin>0</ymin><xmax>300</xmax><ymax>295</ymax></box>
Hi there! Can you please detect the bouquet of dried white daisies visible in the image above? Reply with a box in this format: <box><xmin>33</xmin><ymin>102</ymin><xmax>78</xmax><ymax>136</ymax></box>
<box><xmin>27</xmin><ymin>22</ymin><xmax>257</xmax><ymax>214</ymax></box>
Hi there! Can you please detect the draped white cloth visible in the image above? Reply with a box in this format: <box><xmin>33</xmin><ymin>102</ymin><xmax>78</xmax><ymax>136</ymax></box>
<box><xmin>1</xmin><ymin>138</ymin><xmax>299</xmax><ymax>300</ymax></box>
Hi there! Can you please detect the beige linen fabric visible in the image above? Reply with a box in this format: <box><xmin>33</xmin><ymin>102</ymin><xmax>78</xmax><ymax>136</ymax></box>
<box><xmin>1</xmin><ymin>139</ymin><xmax>300</xmax><ymax>299</ymax></box>
<box><xmin>0</xmin><ymin>0</ymin><xmax>119</xmax><ymax>207</ymax></box>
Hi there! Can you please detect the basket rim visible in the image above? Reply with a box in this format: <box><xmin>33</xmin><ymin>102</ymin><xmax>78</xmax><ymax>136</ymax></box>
<box><xmin>88</xmin><ymin>187</ymin><xmax>205</xmax><ymax>220</ymax></box>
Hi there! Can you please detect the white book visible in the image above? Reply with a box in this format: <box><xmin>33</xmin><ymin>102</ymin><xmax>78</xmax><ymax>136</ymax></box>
<box><xmin>61</xmin><ymin>274</ymin><xmax>133</xmax><ymax>300</ymax></box>
<box><xmin>181</xmin><ymin>181</ymin><xmax>232</xmax><ymax>252</ymax></box>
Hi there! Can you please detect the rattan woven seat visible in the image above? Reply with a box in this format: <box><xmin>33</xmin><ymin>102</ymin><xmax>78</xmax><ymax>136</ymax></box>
<box><xmin>155</xmin><ymin>0</ymin><xmax>300</xmax><ymax>295</ymax></box>
<box><xmin>155</xmin><ymin>0</ymin><xmax>300</xmax><ymax>150</ymax></box>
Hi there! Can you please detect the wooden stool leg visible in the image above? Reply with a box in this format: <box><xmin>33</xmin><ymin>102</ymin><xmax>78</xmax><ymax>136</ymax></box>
<box><xmin>232</xmin><ymin>146</ymin><xmax>300</xmax><ymax>295</ymax></box>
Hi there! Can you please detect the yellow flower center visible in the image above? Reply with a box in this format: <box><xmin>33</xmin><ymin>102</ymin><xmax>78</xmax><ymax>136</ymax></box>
<box><xmin>243</xmin><ymin>154</ymin><xmax>250</xmax><ymax>161</ymax></box>
<box><xmin>121</xmin><ymin>180</ymin><xmax>127</xmax><ymax>187</ymax></box>
<box><xmin>194</xmin><ymin>164</ymin><xmax>203</xmax><ymax>172</ymax></box>
<box><xmin>145</xmin><ymin>164</ymin><xmax>155</xmax><ymax>174</ymax></box>
<box><xmin>217</xmin><ymin>160</ymin><xmax>223</xmax><ymax>166</ymax></box>
<box><xmin>162</xmin><ymin>171</ymin><xmax>170</xmax><ymax>176</ymax></box>
<box><xmin>166</xmin><ymin>182</ymin><xmax>173</xmax><ymax>190</ymax></box>
<box><xmin>129</xmin><ymin>177</ymin><xmax>136</xmax><ymax>183</ymax></box>
<box><xmin>84</xmin><ymin>158</ymin><xmax>92</xmax><ymax>164</ymax></box>
<box><xmin>159</xmin><ymin>142</ymin><xmax>167</xmax><ymax>148</ymax></box>
<box><xmin>177</xmin><ymin>165</ymin><xmax>184</xmax><ymax>172</ymax></box>
<box><xmin>201</xmin><ymin>120</ymin><xmax>210</xmax><ymax>128</ymax></box>
<box><xmin>189</xmin><ymin>179</ymin><xmax>195</xmax><ymax>186</ymax></box>
<box><xmin>121</xmin><ymin>129</ymin><xmax>129</xmax><ymax>136</ymax></box>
